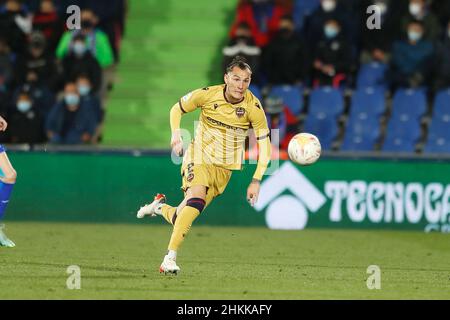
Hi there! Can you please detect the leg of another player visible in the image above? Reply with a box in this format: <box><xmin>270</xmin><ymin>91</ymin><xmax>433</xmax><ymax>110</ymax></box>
<box><xmin>0</xmin><ymin>151</ymin><xmax>17</xmax><ymax>248</ymax></box>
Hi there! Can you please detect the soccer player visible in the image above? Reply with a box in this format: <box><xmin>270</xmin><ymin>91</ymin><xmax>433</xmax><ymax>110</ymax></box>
<box><xmin>137</xmin><ymin>56</ymin><xmax>271</xmax><ymax>274</ymax></box>
<box><xmin>0</xmin><ymin>116</ymin><xmax>17</xmax><ymax>247</ymax></box>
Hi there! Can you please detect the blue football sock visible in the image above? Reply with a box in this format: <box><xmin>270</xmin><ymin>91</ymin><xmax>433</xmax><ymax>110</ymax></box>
<box><xmin>0</xmin><ymin>182</ymin><xmax>14</xmax><ymax>220</ymax></box>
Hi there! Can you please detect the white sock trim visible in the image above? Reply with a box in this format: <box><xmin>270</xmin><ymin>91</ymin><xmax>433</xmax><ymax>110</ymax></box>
<box><xmin>167</xmin><ymin>250</ymin><xmax>177</xmax><ymax>260</ymax></box>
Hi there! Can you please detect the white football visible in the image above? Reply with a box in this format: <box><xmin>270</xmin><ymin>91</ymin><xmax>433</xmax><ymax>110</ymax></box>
<box><xmin>288</xmin><ymin>133</ymin><xmax>321</xmax><ymax>165</ymax></box>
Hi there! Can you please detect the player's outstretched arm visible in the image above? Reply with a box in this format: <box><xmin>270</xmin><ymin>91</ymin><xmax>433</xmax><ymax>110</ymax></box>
<box><xmin>247</xmin><ymin>101</ymin><xmax>271</xmax><ymax>206</ymax></box>
<box><xmin>247</xmin><ymin>133</ymin><xmax>271</xmax><ymax>206</ymax></box>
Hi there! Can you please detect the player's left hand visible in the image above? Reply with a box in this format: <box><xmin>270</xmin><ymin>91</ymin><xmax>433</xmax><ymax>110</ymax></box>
<box><xmin>0</xmin><ymin>116</ymin><xmax>8</xmax><ymax>132</ymax></box>
<box><xmin>246</xmin><ymin>179</ymin><xmax>260</xmax><ymax>207</ymax></box>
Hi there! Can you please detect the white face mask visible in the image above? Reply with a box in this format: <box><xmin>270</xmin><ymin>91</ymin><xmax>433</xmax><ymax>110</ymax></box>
<box><xmin>321</xmin><ymin>0</ymin><xmax>336</xmax><ymax>12</ymax></box>
<box><xmin>409</xmin><ymin>3</ymin><xmax>422</xmax><ymax>16</ymax></box>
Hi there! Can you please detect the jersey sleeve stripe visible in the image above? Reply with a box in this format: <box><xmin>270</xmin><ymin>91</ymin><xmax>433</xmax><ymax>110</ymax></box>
<box><xmin>178</xmin><ymin>100</ymin><xmax>187</xmax><ymax>113</ymax></box>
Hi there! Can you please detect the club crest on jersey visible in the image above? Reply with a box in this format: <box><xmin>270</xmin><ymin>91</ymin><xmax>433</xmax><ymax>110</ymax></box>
<box><xmin>235</xmin><ymin>107</ymin><xmax>246</xmax><ymax>118</ymax></box>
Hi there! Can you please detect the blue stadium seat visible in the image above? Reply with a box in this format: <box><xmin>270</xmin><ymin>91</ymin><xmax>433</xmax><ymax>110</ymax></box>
<box><xmin>356</xmin><ymin>62</ymin><xmax>388</xmax><ymax>90</ymax></box>
<box><xmin>341</xmin><ymin>117</ymin><xmax>381</xmax><ymax>151</ymax></box>
<box><xmin>269</xmin><ymin>85</ymin><xmax>304</xmax><ymax>116</ymax></box>
<box><xmin>350</xmin><ymin>87</ymin><xmax>386</xmax><ymax>118</ymax></box>
<box><xmin>303</xmin><ymin>112</ymin><xmax>339</xmax><ymax>150</ymax></box>
<box><xmin>424</xmin><ymin>128</ymin><xmax>450</xmax><ymax>154</ymax></box>
<box><xmin>432</xmin><ymin>88</ymin><xmax>450</xmax><ymax>116</ymax></box>
<box><xmin>308</xmin><ymin>86</ymin><xmax>344</xmax><ymax>117</ymax></box>
<box><xmin>249</xmin><ymin>84</ymin><xmax>263</xmax><ymax>101</ymax></box>
<box><xmin>382</xmin><ymin>117</ymin><xmax>422</xmax><ymax>152</ymax></box>
<box><xmin>391</xmin><ymin>88</ymin><xmax>427</xmax><ymax>120</ymax></box>
<box><xmin>424</xmin><ymin>90</ymin><xmax>450</xmax><ymax>153</ymax></box>
<box><xmin>303</xmin><ymin>87</ymin><xmax>344</xmax><ymax>150</ymax></box>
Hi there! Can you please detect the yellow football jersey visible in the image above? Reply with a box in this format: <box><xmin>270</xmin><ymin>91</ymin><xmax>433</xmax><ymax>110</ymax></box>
<box><xmin>178</xmin><ymin>84</ymin><xmax>270</xmax><ymax>170</ymax></box>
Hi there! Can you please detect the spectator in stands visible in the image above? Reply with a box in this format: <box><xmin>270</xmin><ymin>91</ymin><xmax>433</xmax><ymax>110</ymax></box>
<box><xmin>229</xmin><ymin>0</ymin><xmax>292</xmax><ymax>47</ymax></box>
<box><xmin>76</xmin><ymin>74</ymin><xmax>103</xmax><ymax>143</ymax></box>
<box><xmin>32</xmin><ymin>0</ymin><xmax>64</xmax><ymax>53</ymax></box>
<box><xmin>262</xmin><ymin>15</ymin><xmax>309</xmax><ymax>85</ymax></box>
<box><xmin>304</xmin><ymin>0</ymin><xmax>353</xmax><ymax>47</ymax></box>
<box><xmin>46</xmin><ymin>82</ymin><xmax>97</xmax><ymax>145</ymax></box>
<box><xmin>0</xmin><ymin>0</ymin><xmax>32</xmax><ymax>53</ymax></box>
<box><xmin>8</xmin><ymin>88</ymin><xmax>45</xmax><ymax>144</ymax></box>
<box><xmin>360</xmin><ymin>0</ymin><xmax>399</xmax><ymax>63</ymax></box>
<box><xmin>223</xmin><ymin>22</ymin><xmax>261</xmax><ymax>83</ymax></box>
<box><xmin>83</xmin><ymin>0</ymin><xmax>127</xmax><ymax>63</ymax></box>
<box><xmin>56</xmin><ymin>9</ymin><xmax>114</xmax><ymax>69</ymax></box>
<box><xmin>14</xmin><ymin>31</ymin><xmax>59</xmax><ymax>92</ymax></box>
<box><xmin>61</xmin><ymin>33</ymin><xmax>103</xmax><ymax>95</ymax></box>
<box><xmin>311</xmin><ymin>19</ymin><xmax>352</xmax><ymax>87</ymax></box>
<box><xmin>432</xmin><ymin>20</ymin><xmax>450</xmax><ymax>92</ymax></box>
<box><xmin>400</xmin><ymin>0</ymin><xmax>441</xmax><ymax>42</ymax></box>
<box><xmin>388</xmin><ymin>20</ymin><xmax>434</xmax><ymax>90</ymax></box>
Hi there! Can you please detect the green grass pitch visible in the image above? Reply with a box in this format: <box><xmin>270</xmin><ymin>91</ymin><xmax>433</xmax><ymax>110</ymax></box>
<box><xmin>0</xmin><ymin>222</ymin><xmax>449</xmax><ymax>299</ymax></box>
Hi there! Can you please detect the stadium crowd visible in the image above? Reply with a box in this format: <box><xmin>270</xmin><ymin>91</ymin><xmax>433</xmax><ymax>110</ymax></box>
<box><xmin>0</xmin><ymin>0</ymin><xmax>126</xmax><ymax>145</ymax></box>
<box><xmin>224</xmin><ymin>0</ymin><xmax>450</xmax><ymax>153</ymax></box>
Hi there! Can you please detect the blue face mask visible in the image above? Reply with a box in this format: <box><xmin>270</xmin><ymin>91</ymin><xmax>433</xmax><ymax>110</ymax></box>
<box><xmin>17</xmin><ymin>101</ymin><xmax>32</xmax><ymax>113</ymax></box>
<box><xmin>73</xmin><ymin>42</ymin><xmax>87</xmax><ymax>56</ymax></box>
<box><xmin>65</xmin><ymin>94</ymin><xmax>80</xmax><ymax>106</ymax></box>
<box><xmin>408</xmin><ymin>31</ymin><xmax>422</xmax><ymax>42</ymax></box>
<box><xmin>78</xmin><ymin>85</ymin><xmax>91</xmax><ymax>96</ymax></box>
<box><xmin>324</xmin><ymin>25</ymin><xmax>339</xmax><ymax>39</ymax></box>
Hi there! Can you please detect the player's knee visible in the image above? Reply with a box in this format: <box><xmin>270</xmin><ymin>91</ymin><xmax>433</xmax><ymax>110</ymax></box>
<box><xmin>186</xmin><ymin>198</ymin><xmax>206</xmax><ymax>213</ymax></box>
<box><xmin>3</xmin><ymin>169</ymin><xmax>17</xmax><ymax>184</ymax></box>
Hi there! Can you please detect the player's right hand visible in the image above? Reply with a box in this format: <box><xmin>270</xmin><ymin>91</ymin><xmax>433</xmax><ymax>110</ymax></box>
<box><xmin>171</xmin><ymin>130</ymin><xmax>183</xmax><ymax>157</ymax></box>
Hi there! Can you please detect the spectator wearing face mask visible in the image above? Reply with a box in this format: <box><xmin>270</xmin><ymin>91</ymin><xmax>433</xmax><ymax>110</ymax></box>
<box><xmin>61</xmin><ymin>34</ymin><xmax>103</xmax><ymax>95</ymax></box>
<box><xmin>388</xmin><ymin>20</ymin><xmax>434</xmax><ymax>90</ymax></box>
<box><xmin>311</xmin><ymin>19</ymin><xmax>352</xmax><ymax>88</ymax></box>
<box><xmin>8</xmin><ymin>89</ymin><xmax>45</xmax><ymax>144</ymax></box>
<box><xmin>432</xmin><ymin>20</ymin><xmax>450</xmax><ymax>92</ymax></box>
<box><xmin>223</xmin><ymin>22</ymin><xmax>261</xmax><ymax>83</ymax></box>
<box><xmin>76</xmin><ymin>74</ymin><xmax>103</xmax><ymax>143</ymax></box>
<box><xmin>400</xmin><ymin>0</ymin><xmax>441</xmax><ymax>42</ymax></box>
<box><xmin>262</xmin><ymin>15</ymin><xmax>309</xmax><ymax>85</ymax></box>
<box><xmin>305</xmin><ymin>0</ymin><xmax>352</xmax><ymax>47</ymax></box>
<box><xmin>56</xmin><ymin>9</ymin><xmax>114</xmax><ymax>69</ymax></box>
<box><xmin>360</xmin><ymin>0</ymin><xmax>401</xmax><ymax>63</ymax></box>
<box><xmin>46</xmin><ymin>82</ymin><xmax>97</xmax><ymax>144</ymax></box>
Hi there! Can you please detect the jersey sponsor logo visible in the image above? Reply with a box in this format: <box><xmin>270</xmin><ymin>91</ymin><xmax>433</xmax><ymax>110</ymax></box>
<box><xmin>235</xmin><ymin>107</ymin><xmax>246</xmax><ymax>118</ymax></box>
<box><xmin>182</xmin><ymin>92</ymin><xmax>193</xmax><ymax>102</ymax></box>
<box><xmin>206</xmin><ymin>116</ymin><xmax>245</xmax><ymax>132</ymax></box>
